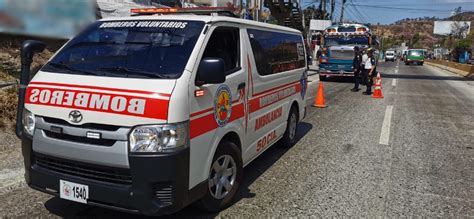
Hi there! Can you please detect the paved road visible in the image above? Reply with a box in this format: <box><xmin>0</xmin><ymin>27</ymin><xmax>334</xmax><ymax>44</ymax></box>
<box><xmin>0</xmin><ymin>61</ymin><xmax>473</xmax><ymax>217</ymax></box>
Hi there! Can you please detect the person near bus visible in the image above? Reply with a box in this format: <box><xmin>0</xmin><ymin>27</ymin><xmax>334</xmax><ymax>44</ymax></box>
<box><xmin>362</xmin><ymin>48</ymin><xmax>376</xmax><ymax>95</ymax></box>
<box><xmin>351</xmin><ymin>46</ymin><xmax>362</xmax><ymax>92</ymax></box>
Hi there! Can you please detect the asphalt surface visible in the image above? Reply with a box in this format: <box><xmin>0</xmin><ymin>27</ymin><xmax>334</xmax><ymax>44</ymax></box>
<box><xmin>0</xmin><ymin>61</ymin><xmax>473</xmax><ymax>217</ymax></box>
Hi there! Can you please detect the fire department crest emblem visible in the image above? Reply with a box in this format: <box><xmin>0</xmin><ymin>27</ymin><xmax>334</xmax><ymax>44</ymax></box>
<box><xmin>214</xmin><ymin>85</ymin><xmax>232</xmax><ymax>127</ymax></box>
<box><xmin>63</xmin><ymin>183</ymin><xmax>71</xmax><ymax>197</ymax></box>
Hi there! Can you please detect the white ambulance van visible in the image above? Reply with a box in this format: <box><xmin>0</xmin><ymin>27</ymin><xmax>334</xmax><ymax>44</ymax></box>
<box><xmin>17</xmin><ymin>8</ymin><xmax>307</xmax><ymax>215</ymax></box>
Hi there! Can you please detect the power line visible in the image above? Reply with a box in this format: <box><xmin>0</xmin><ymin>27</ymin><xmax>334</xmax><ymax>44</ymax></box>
<box><xmin>345</xmin><ymin>6</ymin><xmax>360</xmax><ymax>22</ymax></box>
<box><xmin>346</xmin><ymin>3</ymin><xmax>462</xmax><ymax>12</ymax></box>
<box><xmin>351</xmin><ymin>1</ymin><xmax>370</xmax><ymax>23</ymax></box>
<box><xmin>347</xmin><ymin>0</ymin><xmax>368</xmax><ymax>23</ymax></box>
<box><xmin>346</xmin><ymin>7</ymin><xmax>362</xmax><ymax>23</ymax></box>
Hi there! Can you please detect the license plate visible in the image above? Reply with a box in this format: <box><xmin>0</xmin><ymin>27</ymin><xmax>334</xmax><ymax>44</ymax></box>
<box><xmin>60</xmin><ymin>180</ymin><xmax>88</xmax><ymax>204</ymax></box>
<box><xmin>338</xmin><ymin>65</ymin><xmax>345</xmax><ymax>68</ymax></box>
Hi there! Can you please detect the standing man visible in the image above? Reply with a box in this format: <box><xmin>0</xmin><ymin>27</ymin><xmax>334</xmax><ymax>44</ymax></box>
<box><xmin>362</xmin><ymin>48</ymin><xmax>376</xmax><ymax>95</ymax></box>
<box><xmin>351</xmin><ymin>46</ymin><xmax>362</xmax><ymax>92</ymax></box>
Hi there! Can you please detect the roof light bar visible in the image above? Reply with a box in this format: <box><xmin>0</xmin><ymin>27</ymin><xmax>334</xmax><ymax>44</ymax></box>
<box><xmin>131</xmin><ymin>8</ymin><xmax>178</xmax><ymax>14</ymax></box>
<box><xmin>130</xmin><ymin>7</ymin><xmax>238</xmax><ymax>17</ymax></box>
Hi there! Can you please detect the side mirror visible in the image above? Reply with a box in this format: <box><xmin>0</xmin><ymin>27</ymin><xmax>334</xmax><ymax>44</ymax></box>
<box><xmin>195</xmin><ymin>58</ymin><xmax>226</xmax><ymax>86</ymax></box>
<box><xmin>16</xmin><ymin>40</ymin><xmax>46</xmax><ymax>138</ymax></box>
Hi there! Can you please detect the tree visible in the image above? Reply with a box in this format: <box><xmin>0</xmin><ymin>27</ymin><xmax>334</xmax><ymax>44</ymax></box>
<box><xmin>456</xmin><ymin>32</ymin><xmax>473</xmax><ymax>50</ymax></box>
<box><xmin>452</xmin><ymin>7</ymin><xmax>463</xmax><ymax>21</ymax></box>
<box><xmin>451</xmin><ymin>21</ymin><xmax>470</xmax><ymax>39</ymax></box>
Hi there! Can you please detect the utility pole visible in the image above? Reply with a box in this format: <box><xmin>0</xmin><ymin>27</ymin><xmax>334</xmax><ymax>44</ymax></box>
<box><xmin>321</xmin><ymin>0</ymin><xmax>326</xmax><ymax>19</ymax></box>
<box><xmin>330</xmin><ymin>0</ymin><xmax>335</xmax><ymax>21</ymax></box>
<box><xmin>340</xmin><ymin>0</ymin><xmax>347</xmax><ymax>23</ymax></box>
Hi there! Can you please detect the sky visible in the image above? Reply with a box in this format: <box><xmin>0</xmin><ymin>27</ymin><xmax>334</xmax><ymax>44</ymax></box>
<box><xmin>301</xmin><ymin>0</ymin><xmax>474</xmax><ymax>24</ymax></box>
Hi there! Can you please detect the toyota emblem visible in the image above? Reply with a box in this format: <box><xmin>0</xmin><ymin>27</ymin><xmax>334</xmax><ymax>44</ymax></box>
<box><xmin>68</xmin><ymin>110</ymin><xmax>83</xmax><ymax>123</ymax></box>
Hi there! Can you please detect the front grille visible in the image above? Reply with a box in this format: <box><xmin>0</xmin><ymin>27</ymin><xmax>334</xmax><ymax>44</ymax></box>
<box><xmin>43</xmin><ymin>117</ymin><xmax>122</xmax><ymax>131</ymax></box>
<box><xmin>34</xmin><ymin>153</ymin><xmax>132</xmax><ymax>185</ymax></box>
<box><xmin>155</xmin><ymin>184</ymin><xmax>173</xmax><ymax>206</ymax></box>
<box><xmin>330</xmin><ymin>50</ymin><xmax>353</xmax><ymax>60</ymax></box>
<box><xmin>44</xmin><ymin>130</ymin><xmax>116</xmax><ymax>146</ymax></box>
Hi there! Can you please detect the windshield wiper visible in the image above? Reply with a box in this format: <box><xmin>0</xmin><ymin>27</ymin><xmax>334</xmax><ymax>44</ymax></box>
<box><xmin>47</xmin><ymin>62</ymin><xmax>100</xmax><ymax>76</ymax></box>
<box><xmin>97</xmin><ymin>66</ymin><xmax>169</xmax><ymax>79</ymax></box>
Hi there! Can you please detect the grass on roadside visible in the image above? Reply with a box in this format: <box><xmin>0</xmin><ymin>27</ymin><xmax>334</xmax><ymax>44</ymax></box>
<box><xmin>0</xmin><ymin>70</ymin><xmax>16</xmax><ymax>82</ymax></box>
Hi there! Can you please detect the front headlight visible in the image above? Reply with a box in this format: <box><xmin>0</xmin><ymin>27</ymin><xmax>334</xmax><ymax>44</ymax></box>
<box><xmin>23</xmin><ymin>109</ymin><xmax>35</xmax><ymax>137</ymax></box>
<box><xmin>129</xmin><ymin>122</ymin><xmax>188</xmax><ymax>153</ymax></box>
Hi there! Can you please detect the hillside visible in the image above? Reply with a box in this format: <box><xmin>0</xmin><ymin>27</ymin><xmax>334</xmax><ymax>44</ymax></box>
<box><xmin>372</xmin><ymin>11</ymin><xmax>474</xmax><ymax>50</ymax></box>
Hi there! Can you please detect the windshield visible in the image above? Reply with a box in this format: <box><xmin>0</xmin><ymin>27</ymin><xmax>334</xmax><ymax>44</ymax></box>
<box><xmin>42</xmin><ymin>20</ymin><xmax>204</xmax><ymax>79</ymax></box>
<box><xmin>324</xmin><ymin>35</ymin><xmax>369</xmax><ymax>47</ymax></box>
<box><xmin>408</xmin><ymin>50</ymin><xmax>423</xmax><ymax>57</ymax></box>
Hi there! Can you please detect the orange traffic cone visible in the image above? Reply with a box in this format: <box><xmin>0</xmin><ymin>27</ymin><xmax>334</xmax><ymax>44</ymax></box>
<box><xmin>313</xmin><ymin>82</ymin><xmax>327</xmax><ymax>108</ymax></box>
<box><xmin>372</xmin><ymin>72</ymin><xmax>384</xmax><ymax>99</ymax></box>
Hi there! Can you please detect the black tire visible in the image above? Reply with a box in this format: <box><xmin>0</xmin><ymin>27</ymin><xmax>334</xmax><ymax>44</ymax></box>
<box><xmin>197</xmin><ymin>141</ymin><xmax>243</xmax><ymax>212</ymax></box>
<box><xmin>319</xmin><ymin>75</ymin><xmax>327</xmax><ymax>81</ymax></box>
<box><xmin>420</xmin><ymin>62</ymin><xmax>424</xmax><ymax>66</ymax></box>
<box><xmin>278</xmin><ymin>105</ymin><xmax>299</xmax><ymax>147</ymax></box>
<box><xmin>405</xmin><ymin>62</ymin><xmax>409</xmax><ymax>65</ymax></box>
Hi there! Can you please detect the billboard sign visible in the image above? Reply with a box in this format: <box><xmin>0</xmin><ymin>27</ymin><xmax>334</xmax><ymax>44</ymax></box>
<box><xmin>0</xmin><ymin>0</ymin><xmax>96</xmax><ymax>39</ymax></box>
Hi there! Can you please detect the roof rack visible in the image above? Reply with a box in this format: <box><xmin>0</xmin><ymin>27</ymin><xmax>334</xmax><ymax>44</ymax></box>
<box><xmin>130</xmin><ymin>7</ymin><xmax>239</xmax><ymax>18</ymax></box>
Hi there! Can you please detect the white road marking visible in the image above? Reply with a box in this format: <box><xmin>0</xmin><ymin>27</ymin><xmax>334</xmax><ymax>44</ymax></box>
<box><xmin>394</xmin><ymin>69</ymin><xmax>398</xmax><ymax>74</ymax></box>
<box><xmin>379</xmin><ymin>105</ymin><xmax>394</xmax><ymax>145</ymax></box>
<box><xmin>392</xmin><ymin>79</ymin><xmax>397</xmax><ymax>86</ymax></box>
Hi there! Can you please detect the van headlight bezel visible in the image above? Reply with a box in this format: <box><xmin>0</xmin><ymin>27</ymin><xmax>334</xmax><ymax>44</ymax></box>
<box><xmin>22</xmin><ymin>108</ymin><xmax>36</xmax><ymax>138</ymax></box>
<box><xmin>128</xmin><ymin>121</ymin><xmax>189</xmax><ymax>153</ymax></box>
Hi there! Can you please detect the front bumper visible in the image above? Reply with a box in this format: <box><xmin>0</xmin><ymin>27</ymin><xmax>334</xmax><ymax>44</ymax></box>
<box><xmin>21</xmin><ymin>138</ymin><xmax>205</xmax><ymax>216</ymax></box>
<box><xmin>319</xmin><ymin>70</ymin><xmax>355</xmax><ymax>77</ymax></box>
<box><xmin>405</xmin><ymin>60</ymin><xmax>424</xmax><ymax>64</ymax></box>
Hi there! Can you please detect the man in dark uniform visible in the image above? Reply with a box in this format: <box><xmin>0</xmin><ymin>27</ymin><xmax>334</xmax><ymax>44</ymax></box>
<box><xmin>351</xmin><ymin>46</ymin><xmax>362</xmax><ymax>92</ymax></box>
<box><xmin>362</xmin><ymin>48</ymin><xmax>376</xmax><ymax>95</ymax></box>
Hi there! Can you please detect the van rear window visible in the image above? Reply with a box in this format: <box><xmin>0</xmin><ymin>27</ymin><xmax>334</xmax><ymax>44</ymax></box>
<box><xmin>408</xmin><ymin>50</ymin><xmax>423</xmax><ymax>57</ymax></box>
<box><xmin>42</xmin><ymin>20</ymin><xmax>204</xmax><ymax>79</ymax></box>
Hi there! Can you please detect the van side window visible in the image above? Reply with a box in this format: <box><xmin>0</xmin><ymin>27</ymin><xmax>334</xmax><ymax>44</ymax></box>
<box><xmin>247</xmin><ymin>29</ymin><xmax>305</xmax><ymax>76</ymax></box>
<box><xmin>202</xmin><ymin>27</ymin><xmax>240</xmax><ymax>75</ymax></box>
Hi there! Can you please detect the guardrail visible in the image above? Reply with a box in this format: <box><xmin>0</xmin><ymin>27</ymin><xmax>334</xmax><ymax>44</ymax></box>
<box><xmin>426</xmin><ymin>60</ymin><xmax>474</xmax><ymax>78</ymax></box>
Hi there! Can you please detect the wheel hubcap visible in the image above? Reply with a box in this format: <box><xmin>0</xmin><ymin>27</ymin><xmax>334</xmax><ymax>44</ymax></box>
<box><xmin>289</xmin><ymin>113</ymin><xmax>297</xmax><ymax>140</ymax></box>
<box><xmin>208</xmin><ymin>155</ymin><xmax>237</xmax><ymax>199</ymax></box>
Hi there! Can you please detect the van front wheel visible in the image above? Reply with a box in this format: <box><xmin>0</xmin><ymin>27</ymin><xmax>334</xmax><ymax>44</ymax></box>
<box><xmin>197</xmin><ymin>141</ymin><xmax>243</xmax><ymax>212</ymax></box>
<box><xmin>279</xmin><ymin>106</ymin><xmax>299</xmax><ymax>147</ymax></box>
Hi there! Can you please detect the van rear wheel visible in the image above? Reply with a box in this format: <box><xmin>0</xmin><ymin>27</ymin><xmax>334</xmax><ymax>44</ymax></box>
<box><xmin>197</xmin><ymin>141</ymin><xmax>243</xmax><ymax>212</ymax></box>
<box><xmin>279</xmin><ymin>106</ymin><xmax>299</xmax><ymax>147</ymax></box>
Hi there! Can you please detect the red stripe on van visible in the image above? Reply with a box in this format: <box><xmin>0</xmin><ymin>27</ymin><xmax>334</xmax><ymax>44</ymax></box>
<box><xmin>25</xmin><ymin>86</ymin><xmax>168</xmax><ymax>120</ymax></box>
<box><xmin>249</xmin><ymin>83</ymin><xmax>301</xmax><ymax>113</ymax></box>
<box><xmin>190</xmin><ymin>81</ymin><xmax>299</xmax><ymax>118</ymax></box>
<box><xmin>29</xmin><ymin>82</ymin><xmax>171</xmax><ymax>97</ymax></box>
<box><xmin>252</xmin><ymin>81</ymin><xmax>299</xmax><ymax>97</ymax></box>
<box><xmin>190</xmin><ymin>103</ymin><xmax>244</xmax><ymax>139</ymax></box>
<box><xmin>190</xmin><ymin>108</ymin><xmax>214</xmax><ymax>117</ymax></box>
